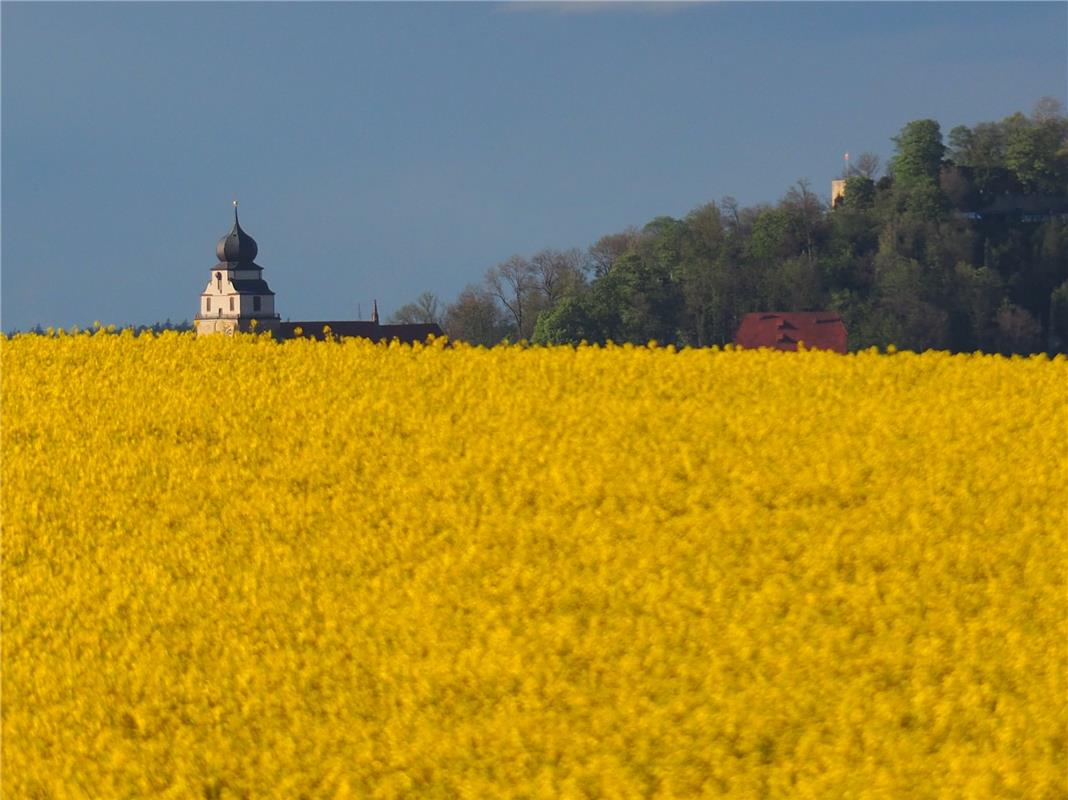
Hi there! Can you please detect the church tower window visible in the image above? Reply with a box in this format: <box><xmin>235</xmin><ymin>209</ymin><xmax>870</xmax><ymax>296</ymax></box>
<box><xmin>196</xmin><ymin>202</ymin><xmax>279</xmax><ymax>337</ymax></box>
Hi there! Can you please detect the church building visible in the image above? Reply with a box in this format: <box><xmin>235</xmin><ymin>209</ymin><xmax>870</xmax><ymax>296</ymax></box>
<box><xmin>194</xmin><ymin>203</ymin><xmax>280</xmax><ymax>336</ymax></box>
<box><xmin>195</xmin><ymin>204</ymin><xmax>443</xmax><ymax>344</ymax></box>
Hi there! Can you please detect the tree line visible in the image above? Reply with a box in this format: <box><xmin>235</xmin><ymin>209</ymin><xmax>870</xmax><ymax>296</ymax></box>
<box><xmin>393</xmin><ymin>100</ymin><xmax>1068</xmax><ymax>354</ymax></box>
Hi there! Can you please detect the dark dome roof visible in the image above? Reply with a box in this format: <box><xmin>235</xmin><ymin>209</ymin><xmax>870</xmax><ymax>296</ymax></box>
<box><xmin>216</xmin><ymin>205</ymin><xmax>258</xmax><ymax>264</ymax></box>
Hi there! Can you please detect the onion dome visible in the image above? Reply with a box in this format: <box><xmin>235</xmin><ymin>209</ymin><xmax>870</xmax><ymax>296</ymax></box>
<box><xmin>216</xmin><ymin>202</ymin><xmax>259</xmax><ymax>264</ymax></box>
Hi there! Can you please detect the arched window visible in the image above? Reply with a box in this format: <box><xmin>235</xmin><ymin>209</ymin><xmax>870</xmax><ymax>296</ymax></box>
<box><xmin>253</xmin><ymin>296</ymin><xmax>261</xmax><ymax>312</ymax></box>
<box><xmin>206</xmin><ymin>297</ymin><xmax>211</xmax><ymax>312</ymax></box>
<box><xmin>215</xmin><ymin>272</ymin><xmax>222</xmax><ymax>292</ymax></box>
<box><xmin>230</xmin><ymin>297</ymin><xmax>235</xmax><ymax>312</ymax></box>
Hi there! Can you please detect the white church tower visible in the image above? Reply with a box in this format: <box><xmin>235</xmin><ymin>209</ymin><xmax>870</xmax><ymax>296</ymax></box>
<box><xmin>194</xmin><ymin>202</ymin><xmax>281</xmax><ymax>336</ymax></box>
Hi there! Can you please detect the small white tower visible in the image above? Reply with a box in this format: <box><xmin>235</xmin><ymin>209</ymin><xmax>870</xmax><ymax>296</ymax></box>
<box><xmin>194</xmin><ymin>202</ymin><xmax>281</xmax><ymax>336</ymax></box>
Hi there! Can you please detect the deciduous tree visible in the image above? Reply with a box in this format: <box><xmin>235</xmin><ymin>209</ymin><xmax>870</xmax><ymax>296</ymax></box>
<box><xmin>443</xmin><ymin>286</ymin><xmax>511</xmax><ymax>346</ymax></box>
<box><xmin>891</xmin><ymin>119</ymin><xmax>946</xmax><ymax>185</ymax></box>
<box><xmin>388</xmin><ymin>291</ymin><xmax>442</xmax><ymax>325</ymax></box>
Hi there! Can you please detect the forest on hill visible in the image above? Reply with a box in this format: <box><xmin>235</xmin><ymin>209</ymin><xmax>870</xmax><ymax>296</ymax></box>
<box><xmin>395</xmin><ymin>99</ymin><xmax>1068</xmax><ymax>354</ymax></box>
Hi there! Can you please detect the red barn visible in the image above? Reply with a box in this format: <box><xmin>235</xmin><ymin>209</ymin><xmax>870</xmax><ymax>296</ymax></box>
<box><xmin>733</xmin><ymin>312</ymin><xmax>848</xmax><ymax>353</ymax></box>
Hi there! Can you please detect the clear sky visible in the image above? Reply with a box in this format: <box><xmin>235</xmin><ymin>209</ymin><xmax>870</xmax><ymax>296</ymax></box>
<box><xmin>2</xmin><ymin>2</ymin><xmax>1065</xmax><ymax>330</ymax></box>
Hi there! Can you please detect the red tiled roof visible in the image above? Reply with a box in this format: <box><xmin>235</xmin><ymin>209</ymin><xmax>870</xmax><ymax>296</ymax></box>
<box><xmin>733</xmin><ymin>312</ymin><xmax>847</xmax><ymax>353</ymax></box>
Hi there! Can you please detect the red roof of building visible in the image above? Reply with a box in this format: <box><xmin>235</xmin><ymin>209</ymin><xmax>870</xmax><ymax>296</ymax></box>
<box><xmin>733</xmin><ymin>312</ymin><xmax>847</xmax><ymax>353</ymax></box>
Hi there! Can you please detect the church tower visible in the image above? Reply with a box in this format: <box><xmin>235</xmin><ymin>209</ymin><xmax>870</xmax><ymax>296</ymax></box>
<box><xmin>194</xmin><ymin>202</ymin><xmax>281</xmax><ymax>336</ymax></box>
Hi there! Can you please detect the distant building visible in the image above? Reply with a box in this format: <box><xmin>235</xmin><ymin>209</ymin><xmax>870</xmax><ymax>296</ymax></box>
<box><xmin>195</xmin><ymin>205</ymin><xmax>443</xmax><ymax>344</ymax></box>
<box><xmin>194</xmin><ymin>204</ymin><xmax>281</xmax><ymax>336</ymax></box>
<box><xmin>831</xmin><ymin>179</ymin><xmax>847</xmax><ymax>208</ymax></box>
<box><xmin>733</xmin><ymin>312</ymin><xmax>848</xmax><ymax>353</ymax></box>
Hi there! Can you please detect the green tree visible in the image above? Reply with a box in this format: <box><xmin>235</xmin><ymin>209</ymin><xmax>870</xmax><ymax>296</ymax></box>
<box><xmin>1049</xmin><ymin>279</ymin><xmax>1068</xmax><ymax>352</ymax></box>
<box><xmin>763</xmin><ymin>256</ymin><xmax>824</xmax><ymax>312</ymax></box>
<box><xmin>533</xmin><ymin>274</ymin><xmax>625</xmax><ymax>345</ymax></box>
<box><xmin>1028</xmin><ymin>219</ymin><xmax>1068</xmax><ymax>345</ymax></box>
<box><xmin>947</xmin><ymin>263</ymin><xmax>1002</xmax><ymax>351</ymax></box>
<box><xmin>608</xmin><ymin>218</ymin><xmax>687</xmax><ymax>343</ymax></box>
<box><xmin>1003</xmin><ymin>106</ymin><xmax>1068</xmax><ymax>195</ymax></box>
<box><xmin>891</xmin><ymin>119</ymin><xmax>946</xmax><ymax>185</ymax></box>
<box><xmin>866</xmin><ymin>253</ymin><xmax>949</xmax><ymax>351</ymax></box>
<box><xmin>946</xmin><ymin>124</ymin><xmax>976</xmax><ymax>166</ymax></box>
<box><xmin>748</xmin><ymin>207</ymin><xmax>793</xmax><ymax>266</ymax></box>
<box><xmin>904</xmin><ymin>179</ymin><xmax>950</xmax><ymax>221</ymax></box>
<box><xmin>532</xmin><ymin>295</ymin><xmax>598</xmax><ymax>345</ymax></box>
<box><xmin>677</xmin><ymin>203</ymin><xmax>743</xmax><ymax>346</ymax></box>
<box><xmin>840</xmin><ymin>176</ymin><xmax>876</xmax><ymax>210</ymax></box>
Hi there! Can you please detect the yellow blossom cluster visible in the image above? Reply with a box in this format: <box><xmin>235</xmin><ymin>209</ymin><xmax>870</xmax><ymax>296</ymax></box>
<box><xmin>2</xmin><ymin>332</ymin><xmax>1066</xmax><ymax>798</ymax></box>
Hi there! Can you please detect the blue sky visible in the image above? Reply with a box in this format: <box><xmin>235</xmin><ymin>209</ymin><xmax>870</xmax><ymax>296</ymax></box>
<box><xmin>2</xmin><ymin>2</ymin><xmax>1065</xmax><ymax>330</ymax></box>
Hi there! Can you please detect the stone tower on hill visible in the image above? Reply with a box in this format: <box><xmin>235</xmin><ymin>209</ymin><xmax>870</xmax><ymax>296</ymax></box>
<box><xmin>194</xmin><ymin>203</ymin><xmax>281</xmax><ymax>336</ymax></box>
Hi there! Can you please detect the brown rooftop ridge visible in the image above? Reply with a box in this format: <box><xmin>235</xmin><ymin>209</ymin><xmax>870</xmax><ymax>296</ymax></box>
<box><xmin>733</xmin><ymin>312</ymin><xmax>847</xmax><ymax>353</ymax></box>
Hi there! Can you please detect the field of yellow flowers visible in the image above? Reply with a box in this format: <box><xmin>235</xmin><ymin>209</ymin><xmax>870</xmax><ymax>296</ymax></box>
<box><xmin>2</xmin><ymin>331</ymin><xmax>1066</xmax><ymax>798</ymax></box>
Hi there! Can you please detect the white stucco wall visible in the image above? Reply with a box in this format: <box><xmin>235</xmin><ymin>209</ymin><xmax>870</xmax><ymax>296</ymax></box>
<box><xmin>196</xmin><ymin>266</ymin><xmax>279</xmax><ymax>336</ymax></box>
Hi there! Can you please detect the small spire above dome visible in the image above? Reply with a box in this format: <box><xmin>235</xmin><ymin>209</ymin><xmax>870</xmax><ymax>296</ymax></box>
<box><xmin>216</xmin><ymin>200</ymin><xmax>259</xmax><ymax>264</ymax></box>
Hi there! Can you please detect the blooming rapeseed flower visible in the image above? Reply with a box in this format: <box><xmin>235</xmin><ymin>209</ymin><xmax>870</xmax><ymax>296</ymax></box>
<box><xmin>2</xmin><ymin>332</ymin><xmax>1065</xmax><ymax>797</ymax></box>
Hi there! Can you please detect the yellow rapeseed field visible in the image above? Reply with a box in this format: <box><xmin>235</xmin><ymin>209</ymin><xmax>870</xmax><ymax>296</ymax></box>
<box><xmin>2</xmin><ymin>331</ymin><xmax>1066</xmax><ymax>799</ymax></box>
